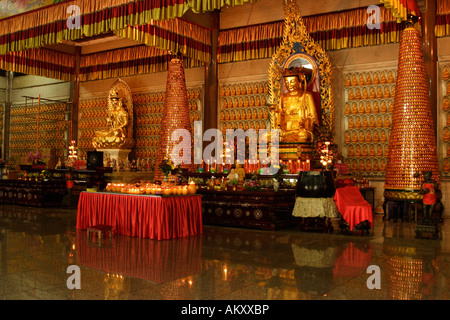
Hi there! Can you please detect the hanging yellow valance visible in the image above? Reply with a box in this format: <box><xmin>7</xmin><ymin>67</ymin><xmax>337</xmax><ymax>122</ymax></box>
<box><xmin>115</xmin><ymin>18</ymin><xmax>212</xmax><ymax>63</ymax></box>
<box><xmin>218</xmin><ymin>6</ymin><xmax>401</xmax><ymax>63</ymax></box>
<box><xmin>188</xmin><ymin>0</ymin><xmax>255</xmax><ymax>13</ymax></box>
<box><xmin>380</xmin><ymin>0</ymin><xmax>420</xmax><ymax>22</ymax></box>
<box><xmin>79</xmin><ymin>44</ymin><xmax>203</xmax><ymax>82</ymax></box>
<box><xmin>0</xmin><ymin>0</ymin><xmax>255</xmax><ymax>57</ymax></box>
<box><xmin>435</xmin><ymin>0</ymin><xmax>450</xmax><ymax>37</ymax></box>
<box><xmin>380</xmin><ymin>0</ymin><xmax>420</xmax><ymax>23</ymax></box>
<box><xmin>0</xmin><ymin>48</ymin><xmax>75</xmax><ymax>81</ymax></box>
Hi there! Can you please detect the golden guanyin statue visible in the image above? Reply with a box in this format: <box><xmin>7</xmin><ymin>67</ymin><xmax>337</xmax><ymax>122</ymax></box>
<box><xmin>92</xmin><ymin>79</ymin><xmax>134</xmax><ymax>149</ymax></box>
<box><xmin>272</xmin><ymin>67</ymin><xmax>319</xmax><ymax>143</ymax></box>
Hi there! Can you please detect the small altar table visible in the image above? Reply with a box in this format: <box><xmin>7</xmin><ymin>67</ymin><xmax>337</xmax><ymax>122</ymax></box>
<box><xmin>292</xmin><ymin>197</ymin><xmax>339</xmax><ymax>218</ymax></box>
<box><xmin>76</xmin><ymin>192</ymin><xmax>202</xmax><ymax>240</ymax></box>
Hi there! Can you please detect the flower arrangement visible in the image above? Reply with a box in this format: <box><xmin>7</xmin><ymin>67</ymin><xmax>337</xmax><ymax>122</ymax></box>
<box><xmin>243</xmin><ymin>179</ymin><xmax>261</xmax><ymax>191</ymax></box>
<box><xmin>40</xmin><ymin>170</ymin><xmax>50</xmax><ymax>181</ymax></box>
<box><xmin>228</xmin><ymin>178</ymin><xmax>239</xmax><ymax>186</ymax></box>
<box><xmin>243</xmin><ymin>174</ymin><xmax>261</xmax><ymax>191</ymax></box>
<box><xmin>159</xmin><ymin>157</ymin><xmax>176</xmax><ymax>178</ymax></box>
<box><xmin>27</xmin><ymin>150</ymin><xmax>49</xmax><ymax>165</ymax></box>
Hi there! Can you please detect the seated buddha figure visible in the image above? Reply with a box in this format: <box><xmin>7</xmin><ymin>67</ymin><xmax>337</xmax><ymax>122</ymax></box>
<box><xmin>272</xmin><ymin>67</ymin><xmax>319</xmax><ymax>143</ymax></box>
<box><xmin>93</xmin><ymin>90</ymin><xmax>134</xmax><ymax>149</ymax></box>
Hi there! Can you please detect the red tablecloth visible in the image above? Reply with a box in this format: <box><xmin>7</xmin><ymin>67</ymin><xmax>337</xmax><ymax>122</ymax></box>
<box><xmin>76</xmin><ymin>192</ymin><xmax>203</xmax><ymax>240</ymax></box>
<box><xmin>333</xmin><ymin>186</ymin><xmax>373</xmax><ymax>231</ymax></box>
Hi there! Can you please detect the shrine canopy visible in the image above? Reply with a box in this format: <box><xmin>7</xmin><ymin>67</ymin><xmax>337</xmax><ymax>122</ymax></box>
<box><xmin>0</xmin><ymin>0</ymin><xmax>256</xmax><ymax>82</ymax></box>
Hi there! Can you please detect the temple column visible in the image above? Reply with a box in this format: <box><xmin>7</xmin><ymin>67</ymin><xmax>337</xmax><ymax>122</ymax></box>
<box><xmin>421</xmin><ymin>0</ymin><xmax>437</xmax><ymax>133</ymax></box>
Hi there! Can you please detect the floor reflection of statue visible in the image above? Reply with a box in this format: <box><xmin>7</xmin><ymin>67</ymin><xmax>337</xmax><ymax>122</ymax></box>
<box><xmin>93</xmin><ymin>90</ymin><xmax>133</xmax><ymax>149</ymax></box>
<box><xmin>273</xmin><ymin>67</ymin><xmax>319</xmax><ymax>143</ymax></box>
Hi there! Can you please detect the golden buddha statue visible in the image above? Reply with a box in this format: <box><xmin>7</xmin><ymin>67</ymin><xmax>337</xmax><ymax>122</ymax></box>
<box><xmin>355</xmin><ymin>145</ymin><xmax>361</xmax><ymax>157</ymax></box>
<box><xmin>351</xmin><ymin>131</ymin><xmax>358</xmax><ymax>143</ymax></box>
<box><xmin>351</xmin><ymin>160</ymin><xmax>358</xmax><ymax>172</ymax></box>
<box><xmin>348</xmin><ymin>145</ymin><xmax>354</xmax><ymax>156</ymax></box>
<box><xmin>373</xmin><ymin>73</ymin><xmax>380</xmax><ymax>85</ymax></box>
<box><xmin>345</xmin><ymin>103</ymin><xmax>351</xmax><ymax>115</ymax></box>
<box><xmin>365</xmin><ymin>159</ymin><xmax>372</xmax><ymax>172</ymax></box>
<box><xmin>345</xmin><ymin>131</ymin><xmax>351</xmax><ymax>143</ymax></box>
<box><xmin>351</xmin><ymin>103</ymin><xmax>358</xmax><ymax>114</ymax></box>
<box><xmin>373</xmin><ymin>160</ymin><xmax>379</xmax><ymax>172</ymax></box>
<box><xmin>355</xmin><ymin>88</ymin><xmax>361</xmax><ymax>100</ymax></box>
<box><xmin>444</xmin><ymin>97</ymin><xmax>450</xmax><ymax>111</ymax></box>
<box><xmin>443</xmin><ymin>67</ymin><xmax>450</xmax><ymax>81</ymax></box>
<box><xmin>345</xmin><ymin>75</ymin><xmax>351</xmax><ymax>87</ymax></box>
<box><xmin>444</xmin><ymin>159</ymin><xmax>450</xmax><ymax>173</ymax></box>
<box><xmin>355</xmin><ymin>117</ymin><xmax>361</xmax><ymax>129</ymax></box>
<box><xmin>376</xmin><ymin>87</ymin><xmax>383</xmax><ymax>99</ymax></box>
<box><xmin>359</xmin><ymin>74</ymin><xmax>365</xmax><ymax>86</ymax></box>
<box><xmin>359</xmin><ymin>159</ymin><xmax>365</xmax><ymax>171</ymax></box>
<box><xmin>444</xmin><ymin>128</ymin><xmax>450</xmax><ymax>142</ymax></box>
<box><xmin>373</xmin><ymin>131</ymin><xmax>380</xmax><ymax>142</ymax></box>
<box><xmin>369</xmin><ymin>145</ymin><xmax>375</xmax><ymax>157</ymax></box>
<box><xmin>366</xmin><ymin>131</ymin><xmax>373</xmax><ymax>142</ymax></box>
<box><xmin>362</xmin><ymin>88</ymin><xmax>369</xmax><ymax>100</ymax></box>
<box><xmin>92</xmin><ymin>88</ymin><xmax>134</xmax><ymax>149</ymax></box>
<box><xmin>351</xmin><ymin>75</ymin><xmax>358</xmax><ymax>86</ymax></box>
<box><xmin>369</xmin><ymin>116</ymin><xmax>375</xmax><ymax>129</ymax></box>
<box><xmin>358</xmin><ymin>131</ymin><xmax>365</xmax><ymax>143</ymax></box>
<box><xmin>380</xmin><ymin>159</ymin><xmax>386</xmax><ymax>171</ymax></box>
<box><xmin>365</xmin><ymin>74</ymin><xmax>372</xmax><ymax>85</ymax></box>
<box><xmin>373</xmin><ymin>101</ymin><xmax>379</xmax><ymax>113</ymax></box>
<box><xmin>362</xmin><ymin>117</ymin><xmax>368</xmax><ymax>129</ymax></box>
<box><xmin>348</xmin><ymin>89</ymin><xmax>354</xmax><ymax>100</ymax></box>
<box><xmin>388</xmin><ymin>101</ymin><xmax>394</xmax><ymax>113</ymax></box>
<box><xmin>362</xmin><ymin>145</ymin><xmax>368</xmax><ymax>157</ymax></box>
<box><xmin>272</xmin><ymin>67</ymin><xmax>319</xmax><ymax>143</ymax></box>
<box><xmin>358</xmin><ymin>102</ymin><xmax>365</xmax><ymax>114</ymax></box>
<box><xmin>377</xmin><ymin>145</ymin><xmax>383</xmax><ymax>157</ymax></box>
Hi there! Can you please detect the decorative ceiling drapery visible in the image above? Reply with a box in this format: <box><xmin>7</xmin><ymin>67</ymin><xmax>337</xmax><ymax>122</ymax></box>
<box><xmin>115</xmin><ymin>18</ymin><xmax>212</xmax><ymax>64</ymax></box>
<box><xmin>436</xmin><ymin>0</ymin><xmax>450</xmax><ymax>38</ymax></box>
<box><xmin>0</xmin><ymin>47</ymin><xmax>75</xmax><ymax>81</ymax></box>
<box><xmin>79</xmin><ymin>44</ymin><xmax>203</xmax><ymax>81</ymax></box>
<box><xmin>379</xmin><ymin>0</ymin><xmax>420</xmax><ymax>23</ymax></box>
<box><xmin>0</xmin><ymin>0</ymin><xmax>255</xmax><ymax>81</ymax></box>
<box><xmin>218</xmin><ymin>6</ymin><xmax>401</xmax><ymax>63</ymax></box>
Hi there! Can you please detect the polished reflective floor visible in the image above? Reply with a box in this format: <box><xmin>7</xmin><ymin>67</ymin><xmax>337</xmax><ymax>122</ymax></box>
<box><xmin>0</xmin><ymin>203</ymin><xmax>449</xmax><ymax>300</ymax></box>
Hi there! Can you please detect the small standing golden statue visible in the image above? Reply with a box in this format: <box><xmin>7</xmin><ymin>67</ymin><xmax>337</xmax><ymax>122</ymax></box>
<box><xmin>272</xmin><ymin>67</ymin><xmax>319</xmax><ymax>142</ymax></box>
<box><xmin>92</xmin><ymin>79</ymin><xmax>135</xmax><ymax>149</ymax></box>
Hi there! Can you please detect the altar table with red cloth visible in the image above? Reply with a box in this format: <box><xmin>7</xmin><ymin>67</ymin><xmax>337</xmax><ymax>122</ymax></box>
<box><xmin>76</xmin><ymin>192</ymin><xmax>202</xmax><ymax>240</ymax></box>
<box><xmin>333</xmin><ymin>186</ymin><xmax>373</xmax><ymax>231</ymax></box>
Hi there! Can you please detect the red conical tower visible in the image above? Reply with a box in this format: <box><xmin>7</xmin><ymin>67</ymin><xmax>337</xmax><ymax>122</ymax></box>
<box><xmin>155</xmin><ymin>58</ymin><xmax>193</xmax><ymax>181</ymax></box>
<box><xmin>384</xmin><ymin>23</ymin><xmax>439</xmax><ymax>200</ymax></box>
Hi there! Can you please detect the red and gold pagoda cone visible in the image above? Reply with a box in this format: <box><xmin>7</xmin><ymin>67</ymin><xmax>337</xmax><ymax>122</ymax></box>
<box><xmin>384</xmin><ymin>26</ymin><xmax>439</xmax><ymax>199</ymax></box>
<box><xmin>155</xmin><ymin>58</ymin><xmax>193</xmax><ymax>181</ymax></box>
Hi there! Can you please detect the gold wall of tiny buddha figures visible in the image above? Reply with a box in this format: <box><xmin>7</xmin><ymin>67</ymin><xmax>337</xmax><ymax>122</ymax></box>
<box><xmin>78</xmin><ymin>86</ymin><xmax>202</xmax><ymax>165</ymax></box>
<box><xmin>9</xmin><ymin>102</ymin><xmax>67</xmax><ymax>162</ymax></box>
<box><xmin>343</xmin><ymin>68</ymin><xmax>397</xmax><ymax>176</ymax></box>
